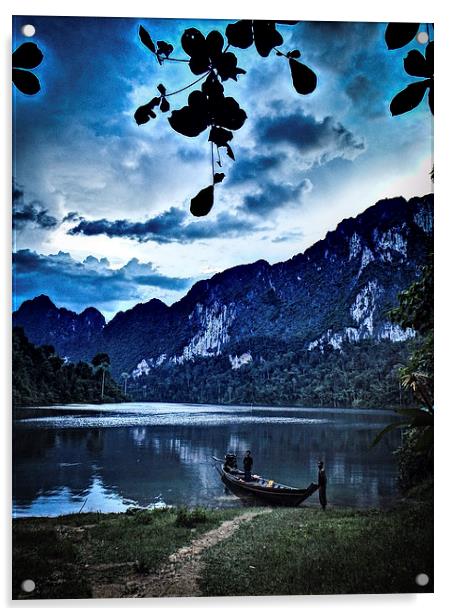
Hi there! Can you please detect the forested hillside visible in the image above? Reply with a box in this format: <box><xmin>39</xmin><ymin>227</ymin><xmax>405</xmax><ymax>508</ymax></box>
<box><xmin>127</xmin><ymin>338</ymin><xmax>416</xmax><ymax>409</ymax></box>
<box><xmin>12</xmin><ymin>327</ymin><xmax>126</xmax><ymax>407</ymax></box>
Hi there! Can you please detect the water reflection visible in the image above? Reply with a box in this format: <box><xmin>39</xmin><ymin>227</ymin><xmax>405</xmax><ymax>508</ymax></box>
<box><xmin>13</xmin><ymin>404</ymin><xmax>401</xmax><ymax>516</ymax></box>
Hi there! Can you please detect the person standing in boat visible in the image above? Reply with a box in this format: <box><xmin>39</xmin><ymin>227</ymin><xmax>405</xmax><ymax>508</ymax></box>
<box><xmin>317</xmin><ymin>460</ymin><xmax>327</xmax><ymax>510</ymax></box>
<box><xmin>243</xmin><ymin>450</ymin><xmax>253</xmax><ymax>482</ymax></box>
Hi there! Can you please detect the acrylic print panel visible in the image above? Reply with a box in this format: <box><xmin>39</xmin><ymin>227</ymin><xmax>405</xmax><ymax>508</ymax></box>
<box><xmin>12</xmin><ymin>14</ymin><xmax>433</xmax><ymax>599</ymax></box>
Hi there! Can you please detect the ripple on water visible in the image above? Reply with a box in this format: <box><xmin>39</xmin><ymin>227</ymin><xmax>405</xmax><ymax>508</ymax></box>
<box><xmin>17</xmin><ymin>414</ymin><xmax>329</xmax><ymax>429</ymax></box>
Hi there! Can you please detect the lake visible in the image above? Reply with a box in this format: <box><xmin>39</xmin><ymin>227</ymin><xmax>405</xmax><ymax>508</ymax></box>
<box><xmin>13</xmin><ymin>403</ymin><xmax>402</xmax><ymax>517</ymax></box>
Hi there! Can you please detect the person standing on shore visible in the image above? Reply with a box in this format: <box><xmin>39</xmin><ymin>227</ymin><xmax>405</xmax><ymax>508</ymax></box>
<box><xmin>243</xmin><ymin>450</ymin><xmax>253</xmax><ymax>482</ymax></box>
<box><xmin>318</xmin><ymin>460</ymin><xmax>327</xmax><ymax>510</ymax></box>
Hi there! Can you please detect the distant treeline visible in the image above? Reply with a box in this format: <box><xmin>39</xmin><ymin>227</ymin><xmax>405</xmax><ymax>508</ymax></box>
<box><xmin>12</xmin><ymin>327</ymin><xmax>126</xmax><ymax>407</ymax></box>
<box><xmin>127</xmin><ymin>338</ymin><xmax>417</xmax><ymax>409</ymax></box>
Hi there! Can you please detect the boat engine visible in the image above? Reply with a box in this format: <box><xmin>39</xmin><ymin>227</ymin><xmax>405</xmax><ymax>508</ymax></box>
<box><xmin>224</xmin><ymin>452</ymin><xmax>237</xmax><ymax>471</ymax></box>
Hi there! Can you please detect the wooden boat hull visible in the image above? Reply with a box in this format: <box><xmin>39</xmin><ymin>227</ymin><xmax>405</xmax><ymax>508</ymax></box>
<box><xmin>215</xmin><ymin>460</ymin><xmax>318</xmax><ymax>507</ymax></box>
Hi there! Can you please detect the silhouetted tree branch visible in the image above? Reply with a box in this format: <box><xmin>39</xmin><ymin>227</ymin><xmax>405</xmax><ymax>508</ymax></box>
<box><xmin>134</xmin><ymin>20</ymin><xmax>318</xmax><ymax>217</ymax></box>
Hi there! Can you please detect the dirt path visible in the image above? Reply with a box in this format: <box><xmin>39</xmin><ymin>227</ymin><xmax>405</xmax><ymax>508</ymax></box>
<box><xmin>92</xmin><ymin>510</ymin><xmax>269</xmax><ymax>598</ymax></box>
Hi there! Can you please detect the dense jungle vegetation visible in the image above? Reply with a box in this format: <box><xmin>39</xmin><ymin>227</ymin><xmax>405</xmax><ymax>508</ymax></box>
<box><xmin>12</xmin><ymin>327</ymin><xmax>126</xmax><ymax>406</ymax></box>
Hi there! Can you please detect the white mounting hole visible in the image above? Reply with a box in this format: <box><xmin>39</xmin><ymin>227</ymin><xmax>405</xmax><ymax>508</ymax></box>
<box><xmin>21</xmin><ymin>579</ymin><xmax>36</xmax><ymax>593</ymax></box>
<box><xmin>415</xmin><ymin>573</ymin><xmax>429</xmax><ymax>587</ymax></box>
<box><xmin>416</xmin><ymin>31</ymin><xmax>429</xmax><ymax>44</ymax></box>
<box><xmin>21</xmin><ymin>24</ymin><xmax>36</xmax><ymax>37</ymax></box>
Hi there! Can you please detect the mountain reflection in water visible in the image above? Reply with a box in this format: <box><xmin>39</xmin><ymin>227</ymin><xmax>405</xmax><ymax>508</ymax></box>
<box><xmin>13</xmin><ymin>403</ymin><xmax>401</xmax><ymax>517</ymax></box>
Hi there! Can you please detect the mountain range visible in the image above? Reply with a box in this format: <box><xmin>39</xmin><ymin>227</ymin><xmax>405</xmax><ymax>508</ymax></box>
<box><xmin>13</xmin><ymin>193</ymin><xmax>433</xmax><ymax>405</ymax></box>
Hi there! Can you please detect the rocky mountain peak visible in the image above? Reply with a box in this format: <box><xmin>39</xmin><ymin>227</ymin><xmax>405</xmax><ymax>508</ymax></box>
<box><xmin>13</xmin><ymin>194</ymin><xmax>433</xmax><ymax>381</ymax></box>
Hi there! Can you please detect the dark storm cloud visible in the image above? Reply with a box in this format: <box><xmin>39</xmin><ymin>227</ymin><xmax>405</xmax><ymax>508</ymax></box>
<box><xmin>68</xmin><ymin>207</ymin><xmax>266</xmax><ymax>243</ymax></box>
<box><xmin>228</xmin><ymin>153</ymin><xmax>283</xmax><ymax>185</ymax></box>
<box><xmin>13</xmin><ymin>249</ymin><xmax>191</xmax><ymax>313</ymax></box>
<box><xmin>296</xmin><ymin>21</ymin><xmax>381</xmax><ymax>72</ymax></box>
<box><xmin>68</xmin><ymin>207</ymin><xmax>185</xmax><ymax>243</ymax></box>
<box><xmin>240</xmin><ymin>179</ymin><xmax>312</xmax><ymax>217</ymax></box>
<box><xmin>12</xmin><ymin>181</ymin><xmax>58</xmax><ymax>231</ymax></box>
<box><xmin>257</xmin><ymin>112</ymin><xmax>365</xmax><ymax>162</ymax></box>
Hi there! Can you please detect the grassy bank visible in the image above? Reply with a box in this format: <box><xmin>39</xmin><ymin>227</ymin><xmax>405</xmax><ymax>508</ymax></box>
<box><xmin>201</xmin><ymin>500</ymin><xmax>433</xmax><ymax>596</ymax></box>
<box><xmin>12</xmin><ymin>500</ymin><xmax>433</xmax><ymax>599</ymax></box>
<box><xmin>12</xmin><ymin>507</ymin><xmax>240</xmax><ymax>599</ymax></box>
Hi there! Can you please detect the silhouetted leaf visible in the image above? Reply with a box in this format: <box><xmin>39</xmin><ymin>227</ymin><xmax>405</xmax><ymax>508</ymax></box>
<box><xmin>209</xmin><ymin>126</ymin><xmax>233</xmax><ymax>146</ymax></box>
<box><xmin>428</xmin><ymin>81</ymin><xmax>434</xmax><ymax>114</ymax></box>
<box><xmin>225</xmin><ymin>20</ymin><xmax>253</xmax><ymax>49</ymax></box>
<box><xmin>215</xmin><ymin>52</ymin><xmax>246</xmax><ymax>81</ymax></box>
<box><xmin>12</xmin><ymin>69</ymin><xmax>41</xmax><ymax>95</ymax></box>
<box><xmin>157</xmin><ymin>83</ymin><xmax>166</xmax><ymax>95</ymax></box>
<box><xmin>206</xmin><ymin>30</ymin><xmax>224</xmax><ymax>60</ymax></box>
<box><xmin>214</xmin><ymin>97</ymin><xmax>247</xmax><ymax>130</ymax></box>
<box><xmin>160</xmin><ymin>97</ymin><xmax>170</xmax><ymax>113</ymax></box>
<box><xmin>202</xmin><ymin>75</ymin><xmax>224</xmax><ymax>103</ymax></box>
<box><xmin>288</xmin><ymin>49</ymin><xmax>301</xmax><ymax>59</ymax></box>
<box><xmin>12</xmin><ymin>42</ymin><xmax>43</xmax><ymax>69</ymax></box>
<box><xmin>190</xmin><ymin>185</ymin><xmax>214</xmax><ymax>216</ymax></box>
<box><xmin>390</xmin><ymin>80</ymin><xmax>429</xmax><ymax>115</ymax></box>
<box><xmin>226</xmin><ymin>144</ymin><xmax>235</xmax><ymax>160</ymax></box>
<box><xmin>168</xmin><ymin>102</ymin><xmax>209</xmax><ymax>137</ymax></box>
<box><xmin>189</xmin><ymin>53</ymin><xmax>210</xmax><ymax>75</ymax></box>
<box><xmin>134</xmin><ymin>101</ymin><xmax>157</xmax><ymax>125</ymax></box>
<box><xmin>187</xmin><ymin>90</ymin><xmax>208</xmax><ymax>110</ymax></box>
<box><xmin>156</xmin><ymin>41</ymin><xmax>174</xmax><ymax>58</ymax></box>
<box><xmin>253</xmin><ymin>21</ymin><xmax>283</xmax><ymax>57</ymax></box>
<box><xmin>385</xmin><ymin>22</ymin><xmax>419</xmax><ymax>49</ymax></box>
<box><xmin>213</xmin><ymin>173</ymin><xmax>225</xmax><ymax>184</ymax></box>
<box><xmin>149</xmin><ymin>96</ymin><xmax>161</xmax><ymax>107</ymax></box>
<box><xmin>182</xmin><ymin>28</ymin><xmax>206</xmax><ymax>57</ymax></box>
<box><xmin>289</xmin><ymin>58</ymin><xmax>317</xmax><ymax>95</ymax></box>
<box><xmin>404</xmin><ymin>50</ymin><xmax>431</xmax><ymax>77</ymax></box>
<box><xmin>139</xmin><ymin>25</ymin><xmax>156</xmax><ymax>53</ymax></box>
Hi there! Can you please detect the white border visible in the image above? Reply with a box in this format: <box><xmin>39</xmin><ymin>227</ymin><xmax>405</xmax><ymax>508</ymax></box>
<box><xmin>2</xmin><ymin>1</ymin><xmax>450</xmax><ymax>613</ymax></box>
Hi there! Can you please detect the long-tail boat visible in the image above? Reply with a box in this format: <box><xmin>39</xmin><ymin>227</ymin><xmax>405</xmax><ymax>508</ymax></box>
<box><xmin>213</xmin><ymin>455</ymin><xmax>318</xmax><ymax>506</ymax></box>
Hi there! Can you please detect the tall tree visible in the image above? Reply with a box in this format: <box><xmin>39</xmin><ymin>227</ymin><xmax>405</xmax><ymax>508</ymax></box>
<box><xmin>92</xmin><ymin>353</ymin><xmax>111</xmax><ymax>401</ymax></box>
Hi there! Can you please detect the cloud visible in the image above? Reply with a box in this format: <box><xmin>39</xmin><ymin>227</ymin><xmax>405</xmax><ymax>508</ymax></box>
<box><xmin>240</xmin><ymin>179</ymin><xmax>313</xmax><ymax>217</ymax></box>
<box><xmin>62</xmin><ymin>211</ymin><xmax>82</xmax><ymax>223</ymax></box>
<box><xmin>295</xmin><ymin>21</ymin><xmax>381</xmax><ymax>73</ymax></box>
<box><xmin>67</xmin><ymin>207</ymin><xmax>267</xmax><ymax>243</ymax></box>
<box><xmin>229</xmin><ymin>153</ymin><xmax>283</xmax><ymax>185</ymax></box>
<box><xmin>271</xmin><ymin>230</ymin><xmax>305</xmax><ymax>243</ymax></box>
<box><xmin>256</xmin><ymin>112</ymin><xmax>366</xmax><ymax>165</ymax></box>
<box><xmin>13</xmin><ymin>249</ymin><xmax>192</xmax><ymax>315</ymax></box>
<box><xmin>13</xmin><ymin>181</ymin><xmax>58</xmax><ymax>231</ymax></box>
<box><xmin>345</xmin><ymin>74</ymin><xmax>386</xmax><ymax>119</ymax></box>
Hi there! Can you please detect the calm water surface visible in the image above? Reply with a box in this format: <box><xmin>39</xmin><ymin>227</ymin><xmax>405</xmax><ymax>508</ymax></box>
<box><xmin>13</xmin><ymin>403</ymin><xmax>402</xmax><ymax>517</ymax></box>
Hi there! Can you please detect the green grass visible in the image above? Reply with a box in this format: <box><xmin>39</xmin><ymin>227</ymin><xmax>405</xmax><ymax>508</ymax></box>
<box><xmin>12</xmin><ymin>525</ymin><xmax>91</xmax><ymax>599</ymax></box>
<box><xmin>12</xmin><ymin>501</ymin><xmax>434</xmax><ymax>599</ymax></box>
<box><xmin>12</xmin><ymin>506</ymin><xmax>240</xmax><ymax>600</ymax></box>
<box><xmin>200</xmin><ymin>501</ymin><xmax>433</xmax><ymax>596</ymax></box>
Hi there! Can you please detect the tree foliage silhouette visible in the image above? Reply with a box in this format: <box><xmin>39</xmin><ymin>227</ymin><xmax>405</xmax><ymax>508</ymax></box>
<box><xmin>12</xmin><ymin>42</ymin><xmax>44</xmax><ymax>95</ymax></box>
<box><xmin>385</xmin><ymin>23</ymin><xmax>433</xmax><ymax>116</ymax></box>
<box><xmin>134</xmin><ymin>21</ymin><xmax>317</xmax><ymax>217</ymax></box>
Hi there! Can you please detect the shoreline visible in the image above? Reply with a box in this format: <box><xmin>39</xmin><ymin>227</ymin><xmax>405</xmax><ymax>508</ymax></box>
<box><xmin>12</xmin><ymin>495</ymin><xmax>404</xmax><ymax>520</ymax></box>
<box><xmin>13</xmin><ymin>495</ymin><xmax>433</xmax><ymax>599</ymax></box>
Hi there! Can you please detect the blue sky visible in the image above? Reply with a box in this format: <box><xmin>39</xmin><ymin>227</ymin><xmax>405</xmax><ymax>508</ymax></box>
<box><xmin>12</xmin><ymin>16</ymin><xmax>433</xmax><ymax>319</ymax></box>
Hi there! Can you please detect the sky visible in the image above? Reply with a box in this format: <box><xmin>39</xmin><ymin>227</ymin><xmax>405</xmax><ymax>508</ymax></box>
<box><xmin>12</xmin><ymin>16</ymin><xmax>433</xmax><ymax>320</ymax></box>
